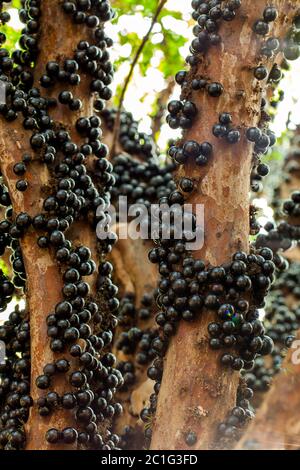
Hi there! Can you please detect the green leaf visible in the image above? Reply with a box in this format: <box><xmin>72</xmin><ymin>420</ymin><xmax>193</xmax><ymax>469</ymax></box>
<box><xmin>0</xmin><ymin>259</ymin><xmax>9</xmax><ymax>277</ymax></box>
<box><xmin>0</xmin><ymin>24</ymin><xmax>21</xmax><ymax>53</ymax></box>
<box><xmin>11</xmin><ymin>0</ymin><xmax>21</xmax><ymax>8</ymax></box>
<box><xmin>113</xmin><ymin>0</ymin><xmax>158</xmax><ymax>17</ymax></box>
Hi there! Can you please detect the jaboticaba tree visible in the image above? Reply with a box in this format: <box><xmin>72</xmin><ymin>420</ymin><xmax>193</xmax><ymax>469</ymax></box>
<box><xmin>143</xmin><ymin>0</ymin><xmax>300</xmax><ymax>451</ymax></box>
<box><xmin>0</xmin><ymin>0</ymin><xmax>123</xmax><ymax>450</ymax></box>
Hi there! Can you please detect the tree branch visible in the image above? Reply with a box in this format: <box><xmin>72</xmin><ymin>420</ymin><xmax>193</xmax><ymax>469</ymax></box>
<box><xmin>111</xmin><ymin>0</ymin><xmax>168</xmax><ymax>158</ymax></box>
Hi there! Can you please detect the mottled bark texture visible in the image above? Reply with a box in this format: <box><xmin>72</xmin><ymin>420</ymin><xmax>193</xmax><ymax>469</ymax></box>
<box><xmin>151</xmin><ymin>0</ymin><xmax>300</xmax><ymax>451</ymax></box>
<box><xmin>0</xmin><ymin>0</ymin><xmax>97</xmax><ymax>450</ymax></box>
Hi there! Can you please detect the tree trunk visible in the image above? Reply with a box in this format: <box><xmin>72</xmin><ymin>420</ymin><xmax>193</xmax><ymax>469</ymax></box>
<box><xmin>111</xmin><ymin>234</ymin><xmax>157</xmax><ymax>448</ymax></box>
<box><xmin>0</xmin><ymin>0</ymin><xmax>99</xmax><ymax>450</ymax></box>
<box><xmin>151</xmin><ymin>0</ymin><xmax>299</xmax><ymax>451</ymax></box>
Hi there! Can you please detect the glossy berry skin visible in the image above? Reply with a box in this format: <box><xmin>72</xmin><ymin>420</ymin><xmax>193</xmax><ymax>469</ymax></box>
<box><xmin>195</xmin><ymin>155</ymin><xmax>208</xmax><ymax>166</ymax></box>
<box><xmin>254</xmin><ymin>66</ymin><xmax>268</xmax><ymax>80</ymax></box>
<box><xmin>62</xmin><ymin>428</ymin><xmax>78</xmax><ymax>444</ymax></box>
<box><xmin>16</xmin><ymin>180</ymin><xmax>28</xmax><ymax>192</ymax></box>
<box><xmin>223</xmin><ymin>8</ymin><xmax>235</xmax><ymax>22</ymax></box>
<box><xmin>263</xmin><ymin>7</ymin><xmax>278</xmax><ymax>23</ymax></box>
<box><xmin>200</xmin><ymin>142</ymin><xmax>213</xmax><ymax>157</ymax></box>
<box><xmin>16</xmin><ymin>212</ymin><xmax>31</xmax><ymax>228</ymax></box>
<box><xmin>256</xmin><ymin>134</ymin><xmax>270</xmax><ymax>150</ymax></box>
<box><xmin>183</xmin><ymin>101</ymin><xmax>197</xmax><ymax>118</ymax></box>
<box><xmin>70</xmin><ymin>371</ymin><xmax>86</xmax><ymax>388</ymax></box>
<box><xmin>253</xmin><ymin>20</ymin><xmax>269</xmax><ymax>36</ymax></box>
<box><xmin>270</xmin><ymin>65</ymin><xmax>282</xmax><ymax>83</ymax></box>
<box><xmin>13</xmin><ymin>162</ymin><xmax>26</xmax><ymax>176</ymax></box>
<box><xmin>59</xmin><ymin>91</ymin><xmax>73</xmax><ymax>104</ymax></box>
<box><xmin>232</xmin><ymin>358</ymin><xmax>244</xmax><ymax>371</ymax></box>
<box><xmin>219</xmin><ymin>113</ymin><xmax>232</xmax><ymax>125</ymax></box>
<box><xmin>284</xmin><ymin>45</ymin><xmax>300</xmax><ymax>61</ymax></box>
<box><xmin>183</xmin><ymin>140</ymin><xmax>201</xmax><ymax>158</ymax></box>
<box><xmin>168</xmin><ymin>100</ymin><xmax>182</xmax><ymax>115</ymax></box>
<box><xmin>246</xmin><ymin>127</ymin><xmax>261</xmax><ymax>143</ymax></box>
<box><xmin>213</xmin><ymin>124</ymin><xmax>227</xmax><ymax>138</ymax></box>
<box><xmin>266</xmin><ymin>37</ymin><xmax>280</xmax><ymax>51</ymax></box>
<box><xmin>227</xmin><ymin>0</ymin><xmax>241</xmax><ymax>10</ymax></box>
<box><xmin>62</xmin><ymin>393</ymin><xmax>77</xmax><ymax>410</ymax></box>
<box><xmin>175</xmin><ymin>70</ymin><xmax>187</xmax><ymax>85</ymax></box>
<box><xmin>36</xmin><ymin>375</ymin><xmax>51</xmax><ymax>390</ymax></box>
<box><xmin>257</xmin><ymin>163</ymin><xmax>270</xmax><ymax>177</ymax></box>
<box><xmin>221</xmin><ymin>354</ymin><xmax>233</xmax><ymax>366</ymax></box>
<box><xmin>185</xmin><ymin>431</ymin><xmax>197</xmax><ymax>446</ymax></box>
<box><xmin>46</xmin><ymin>61</ymin><xmax>59</xmax><ymax>76</ymax></box>
<box><xmin>226</xmin><ymin>129</ymin><xmax>240</xmax><ymax>144</ymax></box>
<box><xmin>192</xmin><ymin>78</ymin><xmax>207</xmax><ymax>90</ymax></box>
<box><xmin>207</xmin><ymin>82</ymin><xmax>223</xmax><ymax>97</ymax></box>
<box><xmin>30</xmin><ymin>133</ymin><xmax>45</xmax><ymax>148</ymax></box>
<box><xmin>46</xmin><ymin>428</ymin><xmax>61</xmax><ymax>444</ymax></box>
<box><xmin>179</xmin><ymin>178</ymin><xmax>194</xmax><ymax>193</ymax></box>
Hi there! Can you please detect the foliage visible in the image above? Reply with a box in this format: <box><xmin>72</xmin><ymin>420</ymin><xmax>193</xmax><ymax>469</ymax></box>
<box><xmin>263</xmin><ymin>129</ymin><xmax>291</xmax><ymax>163</ymax></box>
<box><xmin>0</xmin><ymin>259</ymin><xmax>9</xmax><ymax>277</ymax></box>
<box><xmin>1</xmin><ymin>24</ymin><xmax>20</xmax><ymax>51</ymax></box>
<box><xmin>2</xmin><ymin>1</ymin><xmax>22</xmax><ymax>52</ymax></box>
<box><xmin>11</xmin><ymin>0</ymin><xmax>21</xmax><ymax>8</ymax></box>
<box><xmin>112</xmin><ymin>0</ymin><xmax>188</xmax><ymax>93</ymax></box>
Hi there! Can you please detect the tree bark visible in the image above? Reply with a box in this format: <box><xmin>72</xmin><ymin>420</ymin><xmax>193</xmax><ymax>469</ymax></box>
<box><xmin>151</xmin><ymin>0</ymin><xmax>299</xmax><ymax>451</ymax></box>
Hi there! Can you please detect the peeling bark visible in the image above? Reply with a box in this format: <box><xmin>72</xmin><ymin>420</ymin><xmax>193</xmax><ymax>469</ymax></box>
<box><xmin>150</xmin><ymin>0</ymin><xmax>300</xmax><ymax>451</ymax></box>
